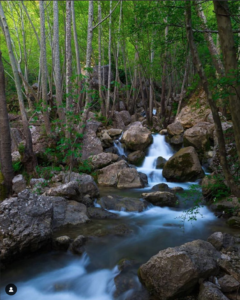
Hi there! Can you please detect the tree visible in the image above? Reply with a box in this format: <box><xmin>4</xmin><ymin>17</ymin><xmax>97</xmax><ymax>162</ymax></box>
<box><xmin>106</xmin><ymin>0</ymin><xmax>112</xmax><ymax>118</ymax></box>
<box><xmin>0</xmin><ymin>51</ymin><xmax>14</xmax><ymax>195</ymax></box>
<box><xmin>39</xmin><ymin>0</ymin><xmax>51</xmax><ymax>135</ymax></box>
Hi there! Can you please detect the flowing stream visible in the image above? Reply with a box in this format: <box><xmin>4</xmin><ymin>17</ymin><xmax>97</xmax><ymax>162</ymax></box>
<box><xmin>0</xmin><ymin>134</ymin><xmax>228</xmax><ymax>300</ymax></box>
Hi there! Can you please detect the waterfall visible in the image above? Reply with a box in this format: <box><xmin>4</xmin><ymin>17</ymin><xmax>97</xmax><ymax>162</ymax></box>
<box><xmin>113</xmin><ymin>134</ymin><xmax>126</xmax><ymax>157</ymax></box>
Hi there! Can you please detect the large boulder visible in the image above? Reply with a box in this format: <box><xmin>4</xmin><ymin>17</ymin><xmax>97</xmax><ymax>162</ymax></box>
<box><xmin>167</xmin><ymin>122</ymin><xmax>184</xmax><ymax>136</ymax></box>
<box><xmin>119</xmin><ymin>110</ymin><xmax>131</xmax><ymax>126</ymax></box>
<box><xmin>12</xmin><ymin>174</ymin><xmax>26</xmax><ymax>194</ymax></box>
<box><xmin>87</xmin><ymin>207</ymin><xmax>118</xmax><ymax>219</ymax></box>
<box><xmin>89</xmin><ymin>152</ymin><xmax>119</xmax><ymax>170</ymax></box>
<box><xmin>184</xmin><ymin>122</ymin><xmax>214</xmax><ymax>152</ymax></box>
<box><xmin>156</xmin><ymin>157</ymin><xmax>167</xmax><ymax>169</ymax></box>
<box><xmin>162</xmin><ymin>146</ymin><xmax>204</xmax><ymax>182</ymax></box>
<box><xmin>98</xmin><ymin>160</ymin><xmax>128</xmax><ymax>187</ymax></box>
<box><xmin>142</xmin><ymin>191</ymin><xmax>178</xmax><ymax>207</ymax></box>
<box><xmin>107</xmin><ymin>128</ymin><xmax>122</xmax><ymax>137</ymax></box>
<box><xmin>207</xmin><ymin>232</ymin><xmax>235</xmax><ymax>251</ymax></box>
<box><xmin>198</xmin><ymin>282</ymin><xmax>229</xmax><ymax>300</ymax></box>
<box><xmin>122</xmin><ymin>122</ymin><xmax>153</xmax><ymax>151</ymax></box>
<box><xmin>128</xmin><ymin>150</ymin><xmax>145</xmax><ymax>165</ymax></box>
<box><xmin>218</xmin><ymin>275</ymin><xmax>240</xmax><ymax>293</ymax></box>
<box><xmin>113</xmin><ymin>111</ymin><xmax>126</xmax><ymax>130</ymax></box>
<box><xmin>117</xmin><ymin>168</ymin><xmax>146</xmax><ymax>189</ymax></box>
<box><xmin>99</xmin><ymin>195</ymin><xmax>148</xmax><ymax>212</ymax></box>
<box><xmin>139</xmin><ymin>240</ymin><xmax>220</xmax><ymax>300</ymax></box>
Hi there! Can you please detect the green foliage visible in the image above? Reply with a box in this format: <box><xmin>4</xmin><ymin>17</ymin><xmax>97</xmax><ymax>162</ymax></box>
<box><xmin>13</xmin><ymin>161</ymin><xmax>22</xmax><ymax>173</ymax></box>
<box><xmin>172</xmin><ymin>102</ymin><xmax>178</xmax><ymax>116</ymax></box>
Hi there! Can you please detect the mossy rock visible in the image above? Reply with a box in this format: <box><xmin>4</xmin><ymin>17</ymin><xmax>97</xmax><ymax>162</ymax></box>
<box><xmin>226</xmin><ymin>216</ymin><xmax>240</xmax><ymax>228</ymax></box>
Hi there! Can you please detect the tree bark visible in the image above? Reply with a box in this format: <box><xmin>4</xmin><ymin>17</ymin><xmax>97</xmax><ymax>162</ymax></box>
<box><xmin>98</xmin><ymin>1</ymin><xmax>105</xmax><ymax>116</ymax></box>
<box><xmin>213</xmin><ymin>0</ymin><xmax>240</xmax><ymax>162</ymax></box>
<box><xmin>186</xmin><ymin>1</ymin><xmax>240</xmax><ymax>197</ymax></box>
<box><xmin>106</xmin><ymin>0</ymin><xmax>112</xmax><ymax>117</ymax></box>
<box><xmin>0</xmin><ymin>51</ymin><xmax>14</xmax><ymax>195</ymax></box>
<box><xmin>0</xmin><ymin>3</ymin><xmax>36</xmax><ymax>173</ymax></box>
<box><xmin>39</xmin><ymin>0</ymin><xmax>51</xmax><ymax>135</ymax></box>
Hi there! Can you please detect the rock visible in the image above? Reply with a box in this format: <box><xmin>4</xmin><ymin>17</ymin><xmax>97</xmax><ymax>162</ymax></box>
<box><xmin>160</xmin><ymin>129</ymin><xmax>168</xmax><ymax>135</ymax></box>
<box><xmin>169</xmin><ymin>134</ymin><xmax>183</xmax><ymax>145</ymax></box>
<box><xmin>89</xmin><ymin>152</ymin><xmax>119</xmax><ymax>170</ymax></box>
<box><xmin>113</xmin><ymin>111</ymin><xmax>126</xmax><ymax>130</ymax></box>
<box><xmin>138</xmin><ymin>172</ymin><xmax>148</xmax><ymax>187</ymax></box>
<box><xmin>30</xmin><ymin>178</ymin><xmax>46</xmax><ymax>187</ymax></box>
<box><xmin>11</xmin><ymin>128</ymin><xmax>24</xmax><ymax>152</ymax></box>
<box><xmin>54</xmin><ymin>236</ymin><xmax>71</xmax><ymax>251</ymax></box>
<box><xmin>99</xmin><ymin>195</ymin><xmax>148</xmax><ymax>212</ymax></box>
<box><xmin>97</xmin><ymin>160</ymin><xmax>128</xmax><ymax>187</ymax></box>
<box><xmin>171</xmin><ymin>187</ymin><xmax>184</xmax><ymax>193</ymax></box>
<box><xmin>11</xmin><ymin>151</ymin><xmax>21</xmax><ymax>162</ymax></box>
<box><xmin>151</xmin><ymin>183</ymin><xmax>171</xmax><ymax>192</ymax></box>
<box><xmin>119</xmin><ymin>101</ymin><xmax>126</xmax><ymax>111</ymax></box>
<box><xmin>87</xmin><ymin>207</ymin><xmax>118</xmax><ymax>219</ymax></box>
<box><xmin>81</xmin><ymin>129</ymin><xmax>103</xmax><ymax>160</ymax></box>
<box><xmin>128</xmin><ymin>150</ymin><xmax>145</xmax><ymax>165</ymax></box>
<box><xmin>184</xmin><ymin>122</ymin><xmax>214</xmax><ymax>152</ymax></box>
<box><xmin>207</xmin><ymin>232</ymin><xmax>235</xmax><ymax>251</ymax></box>
<box><xmin>12</xmin><ymin>174</ymin><xmax>26</xmax><ymax>194</ymax></box>
<box><xmin>104</xmin><ymin>146</ymin><xmax>119</xmax><ymax>155</ymax></box>
<box><xmin>51</xmin><ymin>197</ymin><xmax>89</xmax><ymax>229</ymax></box>
<box><xmin>114</xmin><ymin>271</ymin><xmax>141</xmax><ymax>298</ymax></box>
<box><xmin>71</xmin><ymin>235</ymin><xmax>87</xmax><ymax>255</ymax></box>
<box><xmin>218</xmin><ymin>260</ymin><xmax>240</xmax><ymax>282</ymax></box>
<box><xmin>100</xmin><ymin>130</ymin><xmax>113</xmax><ymax>148</ymax></box>
<box><xmin>226</xmin><ymin>293</ymin><xmax>240</xmax><ymax>300</ymax></box>
<box><xmin>162</xmin><ymin>146</ymin><xmax>204</xmax><ymax>182</ymax></box>
<box><xmin>122</xmin><ymin>122</ymin><xmax>153</xmax><ymax>151</ymax></box>
<box><xmin>211</xmin><ymin>197</ymin><xmax>240</xmax><ymax>215</ymax></box>
<box><xmin>139</xmin><ymin>240</ymin><xmax>220</xmax><ymax>300</ymax></box>
<box><xmin>227</xmin><ymin>217</ymin><xmax>240</xmax><ymax>228</ymax></box>
<box><xmin>119</xmin><ymin>110</ymin><xmax>131</xmax><ymax>126</ymax></box>
<box><xmin>107</xmin><ymin>128</ymin><xmax>122</xmax><ymax>137</ymax></box>
<box><xmin>198</xmin><ymin>282</ymin><xmax>229</xmax><ymax>300</ymax></box>
<box><xmin>142</xmin><ymin>191</ymin><xmax>178</xmax><ymax>207</ymax></box>
<box><xmin>117</xmin><ymin>168</ymin><xmax>145</xmax><ymax>189</ymax></box>
<box><xmin>218</xmin><ymin>275</ymin><xmax>240</xmax><ymax>293</ymax></box>
<box><xmin>0</xmin><ymin>190</ymin><xmax>53</xmax><ymax>266</ymax></box>
<box><xmin>167</xmin><ymin>122</ymin><xmax>184</xmax><ymax>136</ymax></box>
<box><xmin>156</xmin><ymin>156</ymin><xmax>167</xmax><ymax>169</ymax></box>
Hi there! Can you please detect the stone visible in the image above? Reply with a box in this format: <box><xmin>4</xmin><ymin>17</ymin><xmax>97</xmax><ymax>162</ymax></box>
<box><xmin>11</xmin><ymin>128</ymin><xmax>24</xmax><ymax>152</ymax></box>
<box><xmin>160</xmin><ymin>129</ymin><xmax>168</xmax><ymax>135</ymax></box>
<box><xmin>128</xmin><ymin>150</ymin><xmax>145</xmax><ymax>165</ymax></box>
<box><xmin>167</xmin><ymin>122</ymin><xmax>184</xmax><ymax>136</ymax></box>
<box><xmin>142</xmin><ymin>191</ymin><xmax>178</xmax><ymax>207</ymax></box>
<box><xmin>97</xmin><ymin>160</ymin><xmax>128</xmax><ymax>187</ymax></box>
<box><xmin>184</xmin><ymin>122</ymin><xmax>214</xmax><ymax>152</ymax></box>
<box><xmin>117</xmin><ymin>168</ymin><xmax>145</xmax><ymax>189</ymax></box>
<box><xmin>156</xmin><ymin>156</ymin><xmax>167</xmax><ymax>169</ymax></box>
<box><xmin>218</xmin><ymin>260</ymin><xmax>240</xmax><ymax>282</ymax></box>
<box><xmin>119</xmin><ymin>101</ymin><xmax>126</xmax><ymax>111</ymax></box>
<box><xmin>139</xmin><ymin>240</ymin><xmax>220</xmax><ymax>300</ymax></box>
<box><xmin>138</xmin><ymin>172</ymin><xmax>148</xmax><ymax>187</ymax></box>
<box><xmin>100</xmin><ymin>131</ymin><xmax>113</xmax><ymax>148</ymax></box>
<box><xmin>30</xmin><ymin>178</ymin><xmax>46</xmax><ymax>187</ymax></box>
<box><xmin>227</xmin><ymin>217</ymin><xmax>240</xmax><ymax>228</ymax></box>
<box><xmin>171</xmin><ymin>187</ymin><xmax>184</xmax><ymax>193</ymax></box>
<box><xmin>211</xmin><ymin>197</ymin><xmax>240</xmax><ymax>215</ymax></box>
<box><xmin>198</xmin><ymin>282</ymin><xmax>229</xmax><ymax>300</ymax></box>
<box><xmin>151</xmin><ymin>183</ymin><xmax>171</xmax><ymax>192</ymax></box>
<box><xmin>119</xmin><ymin>110</ymin><xmax>131</xmax><ymax>126</ymax></box>
<box><xmin>207</xmin><ymin>232</ymin><xmax>235</xmax><ymax>251</ymax></box>
<box><xmin>71</xmin><ymin>235</ymin><xmax>87</xmax><ymax>255</ymax></box>
<box><xmin>89</xmin><ymin>152</ymin><xmax>119</xmax><ymax>170</ymax></box>
<box><xmin>99</xmin><ymin>195</ymin><xmax>148</xmax><ymax>212</ymax></box>
<box><xmin>114</xmin><ymin>271</ymin><xmax>141</xmax><ymax>298</ymax></box>
<box><xmin>218</xmin><ymin>275</ymin><xmax>240</xmax><ymax>293</ymax></box>
<box><xmin>169</xmin><ymin>134</ymin><xmax>183</xmax><ymax>145</ymax></box>
<box><xmin>54</xmin><ymin>236</ymin><xmax>71</xmax><ymax>251</ymax></box>
<box><xmin>162</xmin><ymin>146</ymin><xmax>204</xmax><ymax>182</ymax></box>
<box><xmin>113</xmin><ymin>111</ymin><xmax>126</xmax><ymax>130</ymax></box>
<box><xmin>12</xmin><ymin>174</ymin><xmax>26</xmax><ymax>194</ymax></box>
<box><xmin>87</xmin><ymin>207</ymin><xmax>118</xmax><ymax>219</ymax></box>
<box><xmin>11</xmin><ymin>151</ymin><xmax>21</xmax><ymax>162</ymax></box>
<box><xmin>107</xmin><ymin>128</ymin><xmax>122</xmax><ymax>137</ymax></box>
<box><xmin>81</xmin><ymin>129</ymin><xmax>103</xmax><ymax>160</ymax></box>
<box><xmin>122</xmin><ymin>122</ymin><xmax>153</xmax><ymax>151</ymax></box>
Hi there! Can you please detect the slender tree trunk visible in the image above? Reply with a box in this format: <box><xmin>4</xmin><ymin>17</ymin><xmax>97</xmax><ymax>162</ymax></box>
<box><xmin>213</xmin><ymin>0</ymin><xmax>240</xmax><ymax>163</ymax></box>
<box><xmin>149</xmin><ymin>35</ymin><xmax>154</xmax><ymax>124</ymax></box>
<box><xmin>0</xmin><ymin>51</ymin><xmax>14</xmax><ymax>195</ymax></box>
<box><xmin>39</xmin><ymin>0</ymin><xmax>51</xmax><ymax>135</ymax></box>
<box><xmin>65</xmin><ymin>0</ymin><xmax>73</xmax><ymax>139</ymax></box>
<box><xmin>0</xmin><ymin>3</ymin><xmax>36</xmax><ymax>173</ymax></box>
<box><xmin>106</xmin><ymin>0</ymin><xmax>112</xmax><ymax>117</ymax></box>
<box><xmin>98</xmin><ymin>1</ymin><xmax>105</xmax><ymax>116</ymax></box>
<box><xmin>53</xmin><ymin>1</ymin><xmax>65</xmax><ymax>125</ymax></box>
<box><xmin>122</xmin><ymin>41</ymin><xmax>130</xmax><ymax>109</ymax></box>
<box><xmin>161</xmin><ymin>20</ymin><xmax>168</xmax><ymax>127</ymax></box>
<box><xmin>186</xmin><ymin>1</ymin><xmax>240</xmax><ymax>197</ymax></box>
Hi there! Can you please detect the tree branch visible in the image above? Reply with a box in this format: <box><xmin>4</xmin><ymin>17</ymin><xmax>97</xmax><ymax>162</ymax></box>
<box><xmin>93</xmin><ymin>0</ymin><xmax>120</xmax><ymax>30</ymax></box>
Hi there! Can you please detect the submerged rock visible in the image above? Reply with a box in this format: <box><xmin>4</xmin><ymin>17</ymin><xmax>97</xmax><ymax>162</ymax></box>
<box><xmin>162</xmin><ymin>146</ymin><xmax>204</xmax><ymax>182</ymax></box>
<box><xmin>70</xmin><ymin>235</ymin><xmax>87</xmax><ymax>255</ymax></box>
<box><xmin>122</xmin><ymin>122</ymin><xmax>153</xmax><ymax>151</ymax></box>
<box><xmin>139</xmin><ymin>240</ymin><xmax>220</xmax><ymax>299</ymax></box>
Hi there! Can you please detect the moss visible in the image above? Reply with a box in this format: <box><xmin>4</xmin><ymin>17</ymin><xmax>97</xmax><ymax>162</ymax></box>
<box><xmin>0</xmin><ymin>172</ymin><xmax>8</xmax><ymax>201</ymax></box>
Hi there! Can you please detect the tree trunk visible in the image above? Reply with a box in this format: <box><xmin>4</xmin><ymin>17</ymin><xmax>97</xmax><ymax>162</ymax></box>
<box><xmin>39</xmin><ymin>0</ymin><xmax>51</xmax><ymax>135</ymax></box>
<box><xmin>186</xmin><ymin>1</ymin><xmax>240</xmax><ymax>197</ymax></box>
<box><xmin>98</xmin><ymin>1</ymin><xmax>105</xmax><ymax>116</ymax></box>
<box><xmin>53</xmin><ymin>1</ymin><xmax>66</xmax><ymax>125</ymax></box>
<box><xmin>213</xmin><ymin>0</ymin><xmax>240</xmax><ymax>162</ymax></box>
<box><xmin>0</xmin><ymin>51</ymin><xmax>14</xmax><ymax>195</ymax></box>
<box><xmin>106</xmin><ymin>0</ymin><xmax>112</xmax><ymax>117</ymax></box>
<box><xmin>161</xmin><ymin>20</ymin><xmax>168</xmax><ymax>127</ymax></box>
<box><xmin>0</xmin><ymin>3</ymin><xmax>36</xmax><ymax>173</ymax></box>
<box><xmin>149</xmin><ymin>35</ymin><xmax>154</xmax><ymax>124</ymax></box>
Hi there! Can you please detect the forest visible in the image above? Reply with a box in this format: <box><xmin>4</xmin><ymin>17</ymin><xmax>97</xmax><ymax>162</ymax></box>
<box><xmin>0</xmin><ymin>1</ymin><xmax>240</xmax><ymax>300</ymax></box>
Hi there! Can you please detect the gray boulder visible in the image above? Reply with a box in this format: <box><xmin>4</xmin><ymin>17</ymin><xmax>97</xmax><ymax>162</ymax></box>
<box><xmin>89</xmin><ymin>152</ymin><xmax>119</xmax><ymax>170</ymax></box>
<box><xmin>107</xmin><ymin>128</ymin><xmax>122</xmax><ymax>137</ymax></box>
<box><xmin>162</xmin><ymin>146</ymin><xmax>204</xmax><ymax>182</ymax></box>
<box><xmin>54</xmin><ymin>236</ymin><xmax>71</xmax><ymax>251</ymax></box>
<box><xmin>218</xmin><ymin>275</ymin><xmax>240</xmax><ymax>293</ymax></box>
<box><xmin>12</xmin><ymin>174</ymin><xmax>26</xmax><ymax>194</ymax></box>
<box><xmin>142</xmin><ymin>191</ymin><xmax>178</xmax><ymax>207</ymax></box>
<box><xmin>167</xmin><ymin>122</ymin><xmax>184</xmax><ymax>136</ymax></box>
<box><xmin>156</xmin><ymin>156</ymin><xmax>167</xmax><ymax>169</ymax></box>
<box><xmin>207</xmin><ymin>232</ymin><xmax>235</xmax><ymax>251</ymax></box>
<box><xmin>70</xmin><ymin>235</ymin><xmax>87</xmax><ymax>255</ymax></box>
<box><xmin>87</xmin><ymin>207</ymin><xmax>118</xmax><ymax>219</ymax></box>
<box><xmin>122</xmin><ymin>122</ymin><xmax>153</xmax><ymax>151</ymax></box>
<box><xmin>139</xmin><ymin>240</ymin><xmax>220</xmax><ymax>299</ymax></box>
<box><xmin>81</xmin><ymin>128</ymin><xmax>103</xmax><ymax>160</ymax></box>
<box><xmin>113</xmin><ymin>111</ymin><xmax>126</xmax><ymax>130</ymax></box>
<box><xmin>117</xmin><ymin>168</ymin><xmax>145</xmax><ymax>189</ymax></box>
<box><xmin>119</xmin><ymin>110</ymin><xmax>131</xmax><ymax>126</ymax></box>
<box><xmin>198</xmin><ymin>282</ymin><xmax>229</xmax><ymax>300</ymax></box>
<box><xmin>128</xmin><ymin>150</ymin><xmax>145</xmax><ymax>165</ymax></box>
<box><xmin>98</xmin><ymin>160</ymin><xmax>128</xmax><ymax>187</ymax></box>
<box><xmin>99</xmin><ymin>195</ymin><xmax>148</xmax><ymax>212</ymax></box>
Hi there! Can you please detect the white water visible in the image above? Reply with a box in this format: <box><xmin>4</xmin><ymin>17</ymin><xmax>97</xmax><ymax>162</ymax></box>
<box><xmin>113</xmin><ymin>134</ymin><xmax>126</xmax><ymax>157</ymax></box>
